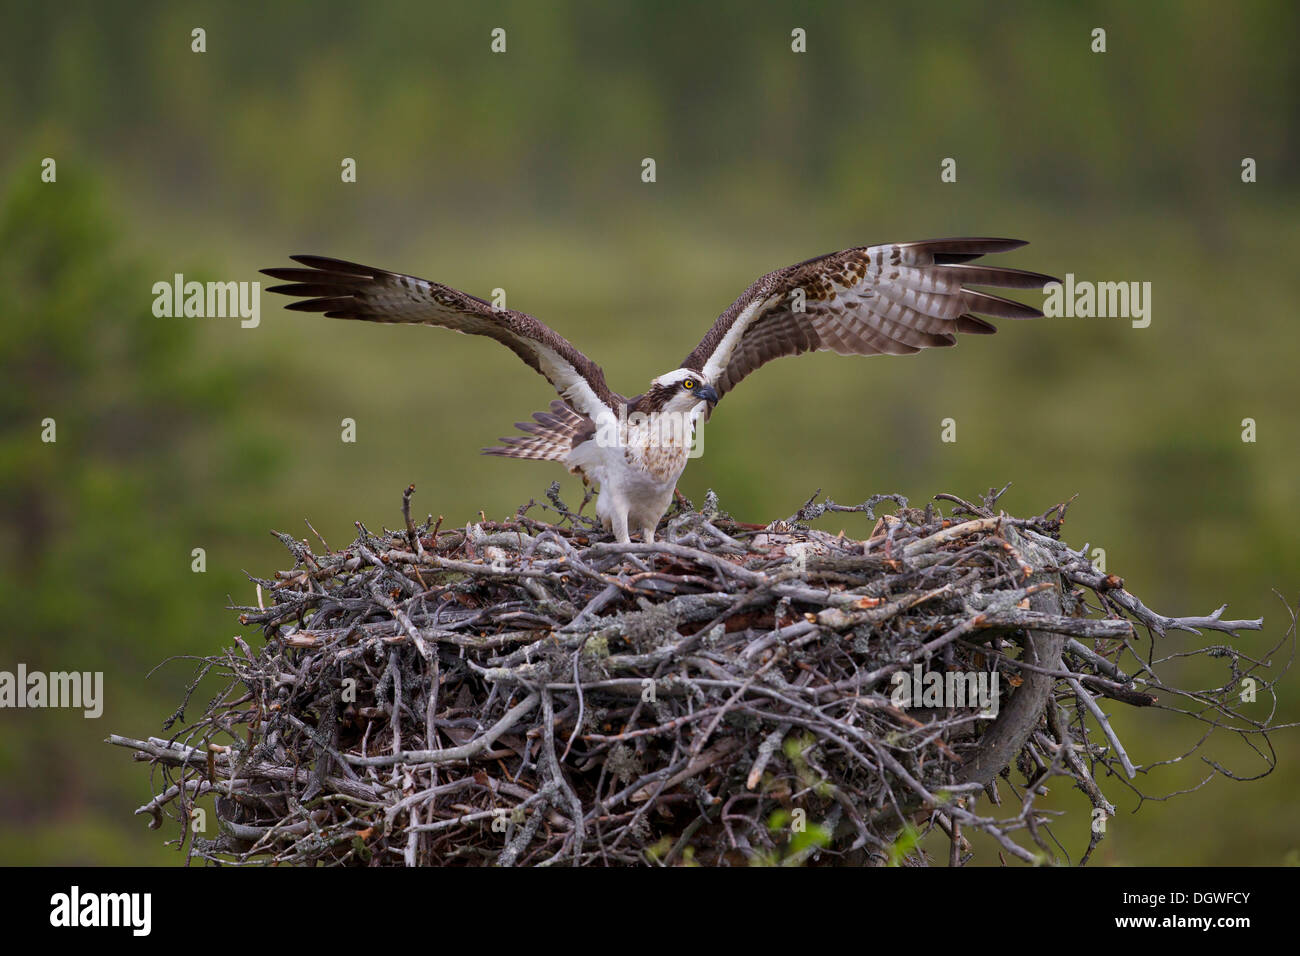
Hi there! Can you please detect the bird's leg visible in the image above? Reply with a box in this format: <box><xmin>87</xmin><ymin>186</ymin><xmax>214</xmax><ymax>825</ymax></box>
<box><xmin>640</xmin><ymin>525</ymin><xmax>659</xmax><ymax>567</ymax></box>
<box><xmin>611</xmin><ymin>509</ymin><xmax>631</xmax><ymax>544</ymax></box>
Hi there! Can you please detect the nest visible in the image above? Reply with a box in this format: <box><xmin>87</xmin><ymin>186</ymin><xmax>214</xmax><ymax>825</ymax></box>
<box><xmin>111</xmin><ymin>483</ymin><xmax>1283</xmax><ymax>866</ymax></box>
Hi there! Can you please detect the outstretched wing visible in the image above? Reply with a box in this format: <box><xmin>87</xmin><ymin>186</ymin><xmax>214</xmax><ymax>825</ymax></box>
<box><xmin>261</xmin><ymin>255</ymin><xmax>618</xmax><ymax>418</ymax></box>
<box><xmin>680</xmin><ymin>238</ymin><xmax>1056</xmax><ymax>398</ymax></box>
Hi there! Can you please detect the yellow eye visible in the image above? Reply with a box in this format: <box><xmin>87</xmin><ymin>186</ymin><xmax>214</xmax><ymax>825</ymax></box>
<box><xmin>683</xmin><ymin>379</ymin><xmax>695</xmax><ymax>389</ymax></box>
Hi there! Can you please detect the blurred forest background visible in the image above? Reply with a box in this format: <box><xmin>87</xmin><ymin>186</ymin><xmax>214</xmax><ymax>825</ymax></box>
<box><xmin>1</xmin><ymin>0</ymin><xmax>1297</xmax><ymax>865</ymax></box>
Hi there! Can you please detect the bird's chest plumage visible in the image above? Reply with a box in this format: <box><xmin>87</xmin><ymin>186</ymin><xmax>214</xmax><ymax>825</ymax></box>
<box><xmin>623</xmin><ymin>417</ymin><xmax>691</xmax><ymax>484</ymax></box>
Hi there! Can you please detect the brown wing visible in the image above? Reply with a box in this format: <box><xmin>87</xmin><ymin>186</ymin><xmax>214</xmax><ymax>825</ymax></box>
<box><xmin>261</xmin><ymin>255</ymin><xmax>618</xmax><ymax>418</ymax></box>
<box><xmin>680</xmin><ymin>238</ymin><xmax>1056</xmax><ymax>397</ymax></box>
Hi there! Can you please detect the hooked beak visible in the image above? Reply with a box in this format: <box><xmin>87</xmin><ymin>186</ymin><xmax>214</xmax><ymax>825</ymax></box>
<box><xmin>697</xmin><ymin>384</ymin><xmax>719</xmax><ymax>405</ymax></box>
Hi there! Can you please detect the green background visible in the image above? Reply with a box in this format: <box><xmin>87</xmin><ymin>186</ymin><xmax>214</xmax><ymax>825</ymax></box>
<box><xmin>1</xmin><ymin>0</ymin><xmax>1296</xmax><ymax>865</ymax></box>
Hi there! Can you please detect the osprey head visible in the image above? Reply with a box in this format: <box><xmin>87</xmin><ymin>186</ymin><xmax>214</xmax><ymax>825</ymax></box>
<box><xmin>648</xmin><ymin>368</ymin><xmax>719</xmax><ymax>412</ymax></box>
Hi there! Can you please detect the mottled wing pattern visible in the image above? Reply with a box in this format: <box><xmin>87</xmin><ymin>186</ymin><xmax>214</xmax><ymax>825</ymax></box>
<box><xmin>261</xmin><ymin>256</ymin><xmax>618</xmax><ymax>418</ymax></box>
<box><xmin>483</xmin><ymin>400</ymin><xmax>595</xmax><ymax>462</ymax></box>
<box><xmin>681</xmin><ymin>238</ymin><xmax>1056</xmax><ymax>397</ymax></box>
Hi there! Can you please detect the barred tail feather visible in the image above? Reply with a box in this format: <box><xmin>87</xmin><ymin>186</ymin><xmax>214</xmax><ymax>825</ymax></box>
<box><xmin>482</xmin><ymin>401</ymin><xmax>592</xmax><ymax>462</ymax></box>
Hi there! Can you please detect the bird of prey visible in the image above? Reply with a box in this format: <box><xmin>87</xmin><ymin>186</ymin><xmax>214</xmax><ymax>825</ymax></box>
<box><xmin>262</xmin><ymin>239</ymin><xmax>1052</xmax><ymax>543</ymax></box>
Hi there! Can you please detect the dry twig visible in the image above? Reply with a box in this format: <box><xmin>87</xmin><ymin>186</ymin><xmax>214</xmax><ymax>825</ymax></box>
<box><xmin>110</xmin><ymin>484</ymin><xmax>1289</xmax><ymax>866</ymax></box>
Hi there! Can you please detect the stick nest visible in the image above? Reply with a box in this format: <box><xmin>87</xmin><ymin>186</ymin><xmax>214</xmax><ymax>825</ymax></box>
<box><xmin>113</xmin><ymin>483</ymin><xmax>1285</xmax><ymax>866</ymax></box>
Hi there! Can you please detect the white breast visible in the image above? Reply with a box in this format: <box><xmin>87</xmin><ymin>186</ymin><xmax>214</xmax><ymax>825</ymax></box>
<box><xmin>564</xmin><ymin>410</ymin><xmax>695</xmax><ymax>536</ymax></box>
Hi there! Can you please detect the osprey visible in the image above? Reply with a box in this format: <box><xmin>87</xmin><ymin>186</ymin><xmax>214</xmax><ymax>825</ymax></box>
<box><xmin>263</xmin><ymin>238</ymin><xmax>1053</xmax><ymax>543</ymax></box>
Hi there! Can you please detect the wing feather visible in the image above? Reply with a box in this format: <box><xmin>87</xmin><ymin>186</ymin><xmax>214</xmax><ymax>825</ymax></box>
<box><xmin>261</xmin><ymin>256</ymin><xmax>618</xmax><ymax>418</ymax></box>
<box><xmin>681</xmin><ymin>238</ymin><xmax>1056</xmax><ymax>397</ymax></box>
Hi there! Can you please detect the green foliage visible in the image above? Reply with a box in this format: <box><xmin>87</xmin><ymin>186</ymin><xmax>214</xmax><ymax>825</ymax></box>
<box><xmin>886</xmin><ymin>823</ymin><xmax>923</xmax><ymax>868</ymax></box>
<box><xmin>782</xmin><ymin>733</ymin><xmax>833</xmax><ymax>799</ymax></box>
<box><xmin>0</xmin><ymin>171</ymin><xmax>281</xmax><ymax>863</ymax></box>
<box><xmin>761</xmin><ymin>808</ymin><xmax>833</xmax><ymax>866</ymax></box>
